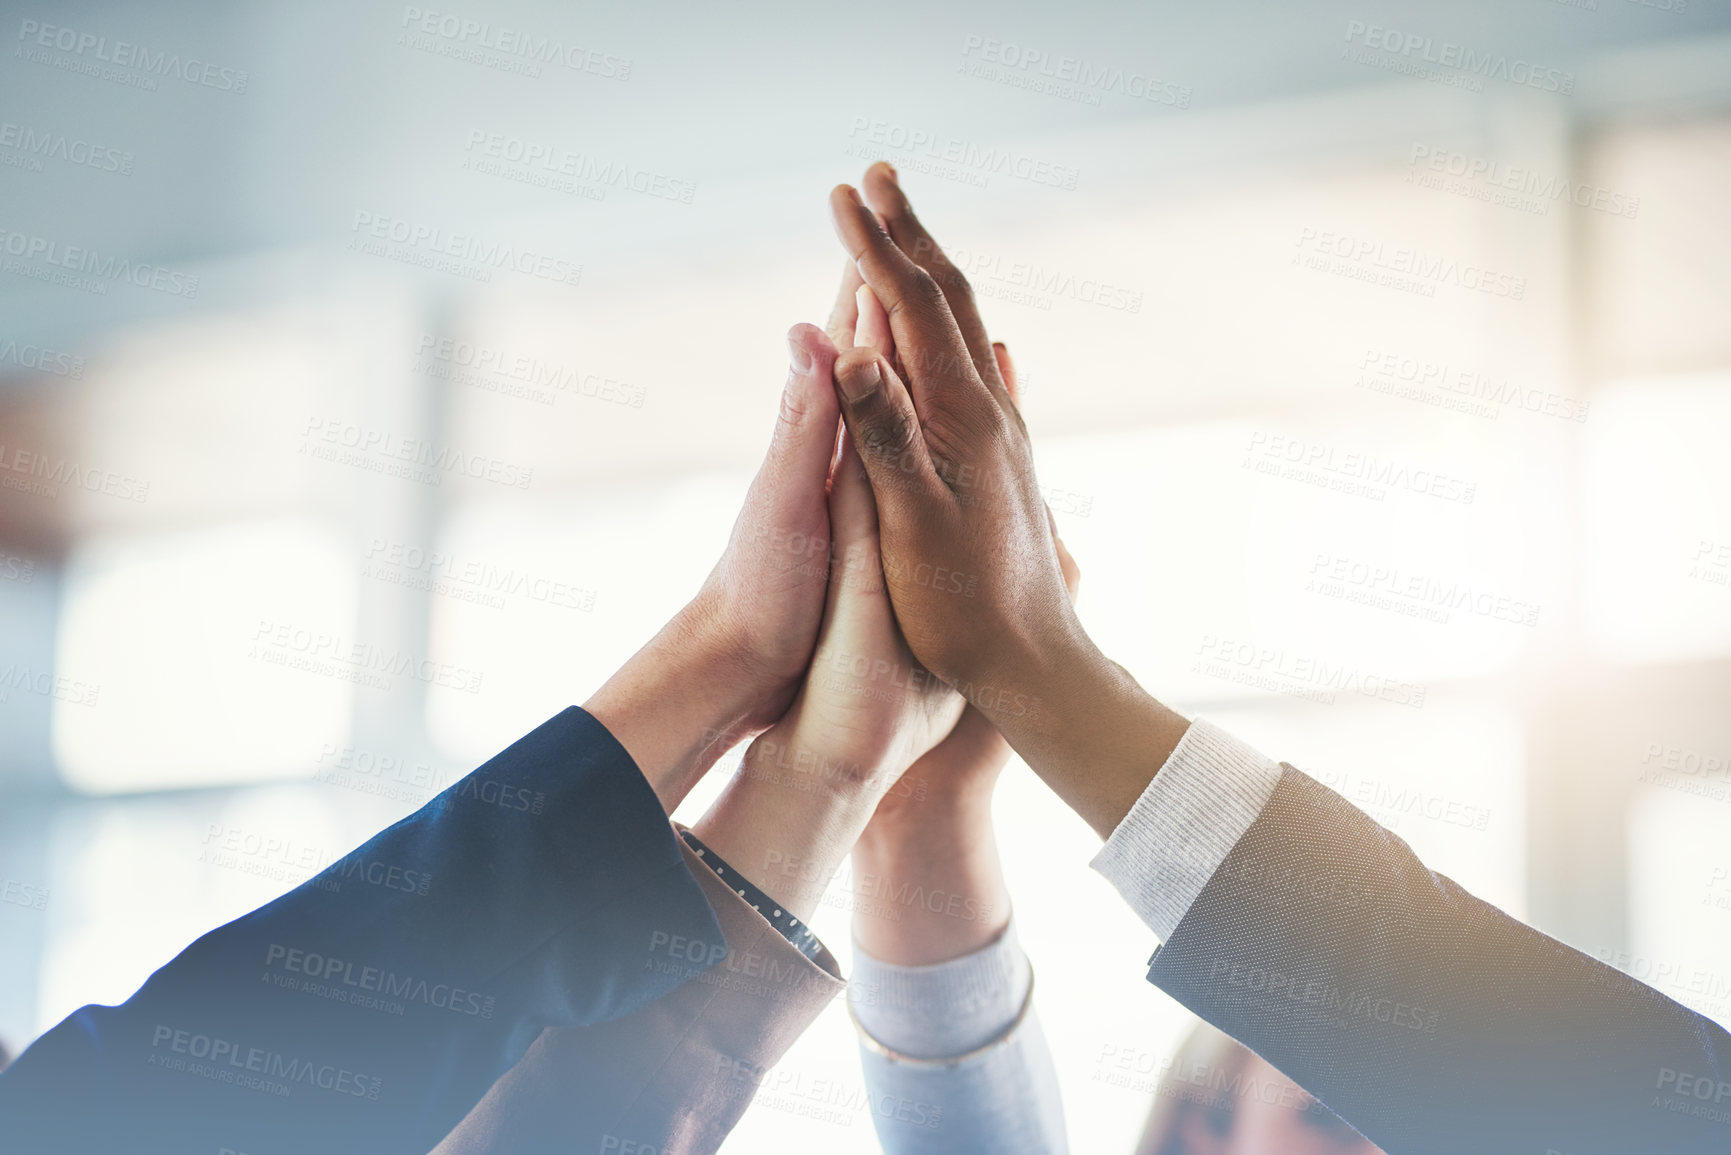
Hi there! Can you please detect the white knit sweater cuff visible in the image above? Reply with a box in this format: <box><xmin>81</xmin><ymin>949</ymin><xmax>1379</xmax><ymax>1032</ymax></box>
<box><xmin>1089</xmin><ymin>718</ymin><xmax>1282</xmax><ymax>942</ymax></box>
<box><xmin>848</xmin><ymin>918</ymin><xmax>1031</xmax><ymax>1060</ymax></box>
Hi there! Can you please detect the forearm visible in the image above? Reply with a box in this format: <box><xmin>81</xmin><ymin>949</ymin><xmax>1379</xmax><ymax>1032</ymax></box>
<box><xmin>1142</xmin><ymin>758</ymin><xmax>1731</xmax><ymax>1155</ymax></box>
<box><xmin>845</xmin><ymin>748</ymin><xmax>1072</xmax><ymax>1153</ymax></box>
<box><xmin>985</xmin><ymin>636</ymin><xmax>1191</xmax><ymax>840</ymax></box>
<box><xmin>0</xmin><ymin>709</ymin><xmax>722</xmax><ymax>1154</ymax></box>
<box><xmin>584</xmin><ymin>603</ymin><xmax>769</xmax><ymax>814</ymax></box>
<box><xmin>433</xmin><ymin>837</ymin><xmax>847</xmax><ymax>1155</ymax></box>
<box><xmin>689</xmin><ymin>732</ymin><xmax>888</xmax><ymax>923</ymax></box>
<box><xmin>849</xmin><ymin>908</ymin><xmax>1067</xmax><ymax>1155</ymax></box>
<box><xmin>851</xmin><ymin>790</ymin><xmax>1009</xmax><ymax>965</ymax></box>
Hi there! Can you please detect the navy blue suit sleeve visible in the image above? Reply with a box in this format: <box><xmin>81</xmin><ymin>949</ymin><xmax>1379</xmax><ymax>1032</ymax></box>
<box><xmin>0</xmin><ymin>706</ymin><xmax>725</xmax><ymax>1155</ymax></box>
<box><xmin>1146</xmin><ymin>765</ymin><xmax>1731</xmax><ymax>1155</ymax></box>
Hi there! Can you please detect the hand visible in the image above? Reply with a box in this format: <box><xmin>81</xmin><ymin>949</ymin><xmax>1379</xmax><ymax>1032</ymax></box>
<box><xmin>862</xmin><ymin>340</ymin><xmax>1080</xmax><ymax>830</ymax></box>
<box><xmin>692</xmin><ymin>323</ymin><xmax>850</xmax><ymax>723</ymax></box>
<box><xmin>827</xmin><ymin>164</ymin><xmax>1190</xmax><ymax>836</ymax></box>
<box><xmin>825</xmin><ymin>167</ymin><xmax>1079</xmax><ymax>706</ymax></box>
<box><xmin>754</xmin><ymin>428</ymin><xmax>968</xmax><ymax>797</ymax></box>
<box><xmin>688</xmin><ymin>274</ymin><xmax>966</xmax><ymax>921</ymax></box>
<box><xmin>852</xmin><ymin>342</ymin><xmax>1084</xmax><ymax>964</ymax></box>
<box><xmin>586</xmin><ymin>324</ymin><xmax>844</xmax><ymax>811</ymax></box>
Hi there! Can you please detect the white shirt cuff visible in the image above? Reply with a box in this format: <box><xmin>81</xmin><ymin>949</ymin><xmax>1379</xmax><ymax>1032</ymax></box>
<box><xmin>1088</xmin><ymin>718</ymin><xmax>1282</xmax><ymax>942</ymax></box>
<box><xmin>848</xmin><ymin>918</ymin><xmax>1031</xmax><ymax>1060</ymax></box>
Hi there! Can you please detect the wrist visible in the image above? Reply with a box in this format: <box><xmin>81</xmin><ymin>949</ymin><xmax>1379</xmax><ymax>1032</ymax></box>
<box><xmin>1012</xmin><ymin>648</ymin><xmax>1191</xmax><ymax>839</ymax></box>
<box><xmin>676</xmin><ymin>589</ymin><xmax>804</xmax><ymax>728</ymax></box>
<box><xmin>584</xmin><ymin>601</ymin><xmax>776</xmax><ymax>813</ymax></box>
<box><xmin>693</xmin><ymin>730</ymin><xmax>892</xmax><ymax>922</ymax></box>
<box><xmin>850</xmin><ymin>809</ymin><xmax>1010</xmax><ymax>965</ymax></box>
<box><xmin>754</xmin><ymin>696</ymin><xmax>915</xmax><ymax>805</ymax></box>
<box><xmin>857</xmin><ymin>776</ymin><xmax>993</xmax><ymax>850</ymax></box>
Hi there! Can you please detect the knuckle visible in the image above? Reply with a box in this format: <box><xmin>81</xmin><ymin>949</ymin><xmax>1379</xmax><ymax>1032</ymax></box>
<box><xmin>861</xmin><ymin>415</ymin><xmax>911</xmax><ymax>458</ymax></box>
<box><xmin>908</xmin><ymin>234</ymin><xmax>943</xmax><ymax>263</ymax></box>
<box><xmin>907</xmin><ymin>268</ymin><xmax>947</xmax><ymax>308</ymax></box>
<box><xmin>933</xmin><ymin>261</ymin><xmax>974</xmax><ymax>301</ymax></box>
<box><xmin>835</xmin><ymin>347</ymin><xmax>873</xmax><ymax>376</ymax></box>
<box><xmin>967</xmin><ymin>398</ymin><xmax>1012</xmax><ymax>442</ymax></box>
<box><xmin>776</xmin><ymin>385</ymin><xmax>808</xmax><ymax>429</ymax></box>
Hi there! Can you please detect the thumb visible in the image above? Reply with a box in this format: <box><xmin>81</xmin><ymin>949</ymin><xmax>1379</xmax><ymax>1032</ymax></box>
<box><xmin>832</xmin><ymin>347</ymin><xmax>941</xmax><ymax>505</ymax></box>
<box><xmin>761</xmin><ymin>323</ymin><xmax>843</xmax><ymax>489</ymax></box>
<box><xmin>819</xmin><ymin>434</ymin><xmax>886</xmax><ymax>624</ymax></box>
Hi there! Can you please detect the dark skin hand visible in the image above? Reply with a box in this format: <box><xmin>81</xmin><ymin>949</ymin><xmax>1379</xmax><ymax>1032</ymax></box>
<box><xmin>839</xmin><ymin>303</ymin><xmax>1082</xmax><ymax>965</ymax></box>
<box><xmin>826</xmin><ymin>163</ymin><xmax>1191</xmax><ymax>838</ymax></box>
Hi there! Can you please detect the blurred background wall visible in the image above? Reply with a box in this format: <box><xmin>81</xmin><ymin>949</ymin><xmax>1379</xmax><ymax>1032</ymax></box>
<box><xmin>1</xmin><ymin>1</ymin><xmax>1729</xmax><ymax>1148</ymax></box>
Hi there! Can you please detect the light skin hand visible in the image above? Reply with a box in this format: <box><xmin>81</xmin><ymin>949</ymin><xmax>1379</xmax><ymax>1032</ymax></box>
<box><xmin>827</xmin><ymin>164</ymin><xmax>1191</xmax><ymax>838</ymax></box>
<box><xmin>690</xmin><ymin>281</ymin><xmax>967</xmax><ymax>922</ymax></box>
<box><xmin>584</xmin><ymin>324</ymin><xmax>844</xmax><ymax>813</ymax></box>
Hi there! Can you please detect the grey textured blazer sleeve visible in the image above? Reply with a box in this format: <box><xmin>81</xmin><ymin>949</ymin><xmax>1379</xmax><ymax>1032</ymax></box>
<box><xmin>1144</xmin><ymin>765</ymin><xmax>1731</xmax><ymax>1155</ymax></box>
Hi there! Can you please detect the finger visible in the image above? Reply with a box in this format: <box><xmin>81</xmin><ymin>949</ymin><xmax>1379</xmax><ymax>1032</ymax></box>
<box><xmin>831</xmin><ymin>346</ymin><xmax>945</xmax><ymax>508</ymax></box>
<box><xmin>829</xmin><ymin>432</ymin><xmax>880</xmax><ymax>553</ymax></box>
<box><xmin>823</xmin><ymin>434</ymin><xmax>884</xmax><ymax>614</ymax></box>
<box><xmin>763</xmin><ymin>323</ymin><xmax>843</xmax><ymax>497</ymax></box>
<box><xmin>854</xmin><ymin>283</ymin><xmax>895</xmax><ymax>360</ymax></box>
<box><xmin>1055</xmin><ymin>534</ymin><xmax>1081</xmax><ymax>601</ymax></box>
<box><xmin>862</xmin><ymin>163</ymin><xmax>1004</xmax><ymax>395</ymax></box>
<box><xmin>992</xmin><ymin>342</ymin><xmax>1019</xmax><ymax>409</ymax></box>
<box><xmin>829</xmin><ymin>183</ymin><xmax>984</xmax><ymax>412</ymax></box>
<box><xmin>1045</xmin><ymin>504</ymin><xmax>1082</xmax><ymax>602</ymax></box>
<box><xmin>825</xmin><ymin>258</ymin><xmax>865</xmax><ymax>350</ymax></box>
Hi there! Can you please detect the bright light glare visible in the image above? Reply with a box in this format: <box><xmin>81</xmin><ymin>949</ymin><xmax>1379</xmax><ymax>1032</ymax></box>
<box><xmin>55</xmin><ymin>519</ymin><xmax>355</xmax><ymax>792</ymax></box>
<box><xmin>1583</xmin><ymin>377</ymin><xmax>1731</xmax><ymax>665</ymax></box>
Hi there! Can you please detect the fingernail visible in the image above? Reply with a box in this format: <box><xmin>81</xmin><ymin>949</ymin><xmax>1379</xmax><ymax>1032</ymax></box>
<box><xmin>843</xmin><ymin>185</ymin><xmax>863</xmax><ymax>207</ymax></box>
<box><xmin>838</xmin><ymin>359</ymin><xmax>882</xmax><ymax>403</ymax></box>
<box><xmin>787</xmin><ymin>335</ymin><xmax>814</xmax><ymax>376</ymax></box>
<box><xmin>884</xmin><ymin>163</ymin><xmax>899</xmax><ymax>184</ymax></box>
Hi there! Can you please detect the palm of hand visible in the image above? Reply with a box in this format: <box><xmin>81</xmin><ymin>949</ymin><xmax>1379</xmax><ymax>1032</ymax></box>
<box><xmin>687</xmin><ymin>324</ymin><xmax>845</xmax><ymax>734</ymax></box>
<box><xmin>817</xmin><ymin>459</ymin><xmax>965</xmax><ymax>773</ymax></box>
<box><xmin>702</xmin><ymin>461</ymin><xmax>833</xmax><ymax>726</ymax></box>
<box><xmin>741</xmin><ymin>272</ymin><xmax>968</xmax><ymax>794</ymax></box>
<box><xmin>773</xmin><ymin>433</ymin><xmax>965</xmax><ymax>793</ymax></box>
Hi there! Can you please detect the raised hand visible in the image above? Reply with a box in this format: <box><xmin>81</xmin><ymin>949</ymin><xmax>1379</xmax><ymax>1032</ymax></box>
<box><xmin>585</xmin><ymin>324</ymin><xmax>845</xmax><ymax>811</ymax></box>
<box><xmin>852</xmin><ymin>341</ymin><xmax>1083</xmax><ymax>964</ymax></box>
<box><xmin>685</xmin><ymin>270</ymin><xmax>967</xmax><ymax>922</ymax></box>
<box><xmin>827</xmin><ymin>164</ymin><xmax>1191</xmax><ymax>836</ymax></box>
<box><xmin>855</xmin><ymin>335</ymin><xmax>1079</xmax><ymax>828</ymax></box>
<box><xmin>825</xmin><ymin>171</ymin><xmax>1077</xmax><ymax>708</ymax></box>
